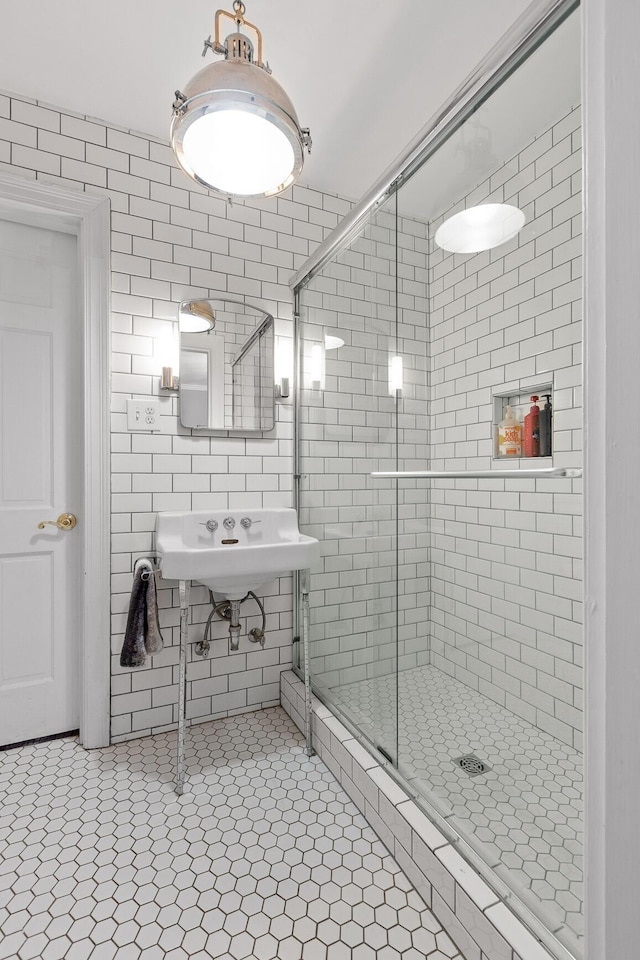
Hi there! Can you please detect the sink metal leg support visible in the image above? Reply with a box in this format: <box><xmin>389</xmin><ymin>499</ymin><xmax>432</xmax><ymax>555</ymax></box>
<box><xmin>300</xmin><ymin>568</ymin><xmax>314</xmax><ymax>758</ymax></box>
<box><xmin>176</xmin><ymin>578</ymin><xmax>191</xmax><ymax>795</ymax></box>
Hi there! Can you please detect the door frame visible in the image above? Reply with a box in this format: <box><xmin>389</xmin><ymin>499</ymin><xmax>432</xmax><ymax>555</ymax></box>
<box><xmin>0</xmin><ymin>172</ymin><xmax>110</xmax><ymax>749</ymax></box>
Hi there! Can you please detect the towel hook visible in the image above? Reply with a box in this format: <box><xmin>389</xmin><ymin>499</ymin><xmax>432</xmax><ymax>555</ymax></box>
<box><xmin>133</xmin><ymin>556</ymin><xmax>160</xmax><ymax>582</ymax></box>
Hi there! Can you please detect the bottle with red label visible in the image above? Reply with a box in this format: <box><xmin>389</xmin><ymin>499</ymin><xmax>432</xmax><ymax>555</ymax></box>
<box><xmin>523</xmin><ymin>396</ymin><xmax>540</xmax><ymax>457</ymax></box>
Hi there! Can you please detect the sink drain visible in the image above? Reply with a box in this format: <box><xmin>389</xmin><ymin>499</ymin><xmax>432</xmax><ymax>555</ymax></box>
<box><xmin>454</xmin><ymin>754</ymin><xmax>491</xmax><ymax>777</ymax></box>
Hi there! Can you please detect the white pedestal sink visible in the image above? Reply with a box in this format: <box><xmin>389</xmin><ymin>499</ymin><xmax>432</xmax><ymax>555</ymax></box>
<box><xmin>156</xmin><ymin>508</ymin><xmax>319</xmax><ymax>599</ymax></box>
<box><xmin>155</xmin><ymin>507</ymin><xmax>319</xmax><ymax>796</ymax></box>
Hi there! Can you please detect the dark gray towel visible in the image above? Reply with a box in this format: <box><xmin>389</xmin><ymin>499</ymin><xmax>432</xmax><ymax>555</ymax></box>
<box><xmin>120</xmin><ymin>564</ymin><xmax>164</xmax><ymax>667</ymax></box>
<box><xmin>144</xmin><ymin>566</ymin><xmax>163</xmax><ymax>655</ymax></box>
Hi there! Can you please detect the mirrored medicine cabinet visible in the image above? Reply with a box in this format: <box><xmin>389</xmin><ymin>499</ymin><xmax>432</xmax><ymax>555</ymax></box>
<box><xmin>178</xmin><ymin>297</ymin><xmax>275</xmax><ymax>434</ymax></box>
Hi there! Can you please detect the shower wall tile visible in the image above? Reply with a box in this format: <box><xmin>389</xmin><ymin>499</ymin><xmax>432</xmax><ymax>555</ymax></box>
<box><xmin>0</xmin><ymin>88</ymin><xmax>352</xmax><ymax>742</ymax></box>
<box><xmin>298</xmin><ymin>107</ymin><xmax>582</xmax><ymax>752</ymax></box>
<box><xmin>427</xmin><ymin>105</ymin><xmax>583</xmax><ymax>749</ymax></box>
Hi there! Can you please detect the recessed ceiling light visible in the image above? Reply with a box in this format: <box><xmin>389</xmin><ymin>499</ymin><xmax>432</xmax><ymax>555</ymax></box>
<box><xmin>435</xmin><ymin>203</ymin><xmax>525</xmax><ymax>254</ymax></box>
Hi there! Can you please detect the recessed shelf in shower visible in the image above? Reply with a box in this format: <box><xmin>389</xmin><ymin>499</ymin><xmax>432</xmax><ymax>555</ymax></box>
<box><xmin>492</xmin><ymin>379</ymin><xmax>553</xmax><ymax>462</ymax></box>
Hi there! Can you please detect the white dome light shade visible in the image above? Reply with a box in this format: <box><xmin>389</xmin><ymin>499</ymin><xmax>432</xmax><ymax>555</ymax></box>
<box><xmin>435</xmin><ymin>204</ymin><xmax>526</xmax><ymax>254</ymax></box>
<box><xmin>181</xmin><ymin>108</ymin><xmax>297</xmax><ymax>197</ymax></box>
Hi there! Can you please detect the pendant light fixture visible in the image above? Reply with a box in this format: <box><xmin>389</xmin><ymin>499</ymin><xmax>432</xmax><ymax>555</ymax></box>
<box><xmin>171</xmin><ymin>1</ymin><xmax>312</xmax><ymax>199</ymax></box>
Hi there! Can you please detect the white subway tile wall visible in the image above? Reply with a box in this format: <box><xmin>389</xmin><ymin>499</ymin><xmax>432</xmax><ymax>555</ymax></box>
<box><xmin>0</xmin><ymin>89</ymin><xmax>352</xmax><ymax>741</ymax></box>
<box><xmin>298</xmin><ymin>106</ymin><xmax>582</xmax><ymax>751</ymax></box>
<box><xmin>428</xmin><ymin>105</ymin><xmax>582</xmax><ymax>750</ymax></box>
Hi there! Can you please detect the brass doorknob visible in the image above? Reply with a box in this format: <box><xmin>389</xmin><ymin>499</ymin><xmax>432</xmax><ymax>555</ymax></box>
<box><xmin>37</xmin><ymin>513</ymin><xmax>78</xmax><ymax>531</ymax></box>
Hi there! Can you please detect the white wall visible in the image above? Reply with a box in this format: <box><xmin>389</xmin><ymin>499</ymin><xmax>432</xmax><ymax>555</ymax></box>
<box><xmin>584</xmin><ymin>1</ymin><xmax>640</xmax><ymax>958</ymax></box>
<box><xmin>0</xmin><ymin>88</ymin><xmax>351</xmax><ymax>741</ymax></box>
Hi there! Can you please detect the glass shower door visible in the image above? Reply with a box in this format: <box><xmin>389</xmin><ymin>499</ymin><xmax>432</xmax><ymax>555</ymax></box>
<box><xmin>295</xmin><ymin>5</ymin><xmax>583</xmax><ymax>955</ymax></box>
<box><xmin>296</xmin><ymin>194</ymin><xmax>402</xmax><ymax>764</ymax></box>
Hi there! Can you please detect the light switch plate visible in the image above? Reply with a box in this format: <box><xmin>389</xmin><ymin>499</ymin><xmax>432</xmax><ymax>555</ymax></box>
<box><xmin>127</xmin><ymin>399</ymin><xmax>160</xmax><ymax>431</ymax></box>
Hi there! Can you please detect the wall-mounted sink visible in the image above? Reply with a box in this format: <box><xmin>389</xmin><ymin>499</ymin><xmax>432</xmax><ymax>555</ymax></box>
<box><xmin>156</xmin><ymin>508</ymin><xmax>319</xmax><ymax>599</ymax></box>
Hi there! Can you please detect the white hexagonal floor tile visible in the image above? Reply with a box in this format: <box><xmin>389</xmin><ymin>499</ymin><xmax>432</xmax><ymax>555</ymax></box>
<box><xmin>0</xmin><ymin>707</ymin><xmax>464</xmax><ymax>960</ymax></box>
<box><xmin>331</xmin><ymin>663</ymin><xmax>583</xmax><ymax>948</ymax></box>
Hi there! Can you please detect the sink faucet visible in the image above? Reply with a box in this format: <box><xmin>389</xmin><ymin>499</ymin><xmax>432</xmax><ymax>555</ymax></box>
<box><xmin>240</xmin><ymin>517</ymin><xmax>262</xmax><ymax>530</ymax></box>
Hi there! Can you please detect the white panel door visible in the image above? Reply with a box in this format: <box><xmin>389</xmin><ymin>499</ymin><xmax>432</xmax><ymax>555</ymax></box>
<box><xmin>0</xmin><ymin>219</ymin><xmax>81</xmax><ymax>746</ymax></box>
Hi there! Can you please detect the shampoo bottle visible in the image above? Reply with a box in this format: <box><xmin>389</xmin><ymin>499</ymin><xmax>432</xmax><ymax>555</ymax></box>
<box><xmin>539</xmin><ymin>394</ymin><xmax>552</xmax><ymax>457</ymax></box>
<box><xmin>498</xmin><ymin>405</ymin><xmax>522</xmax><ymax>457</ymax></box>
<box><xmin>523</xmin><ymin>396</ymin><xmax>540</xmax><ymax>457</ymax></box>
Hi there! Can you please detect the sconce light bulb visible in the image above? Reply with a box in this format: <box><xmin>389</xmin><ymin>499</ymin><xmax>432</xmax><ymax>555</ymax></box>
<box><xmin>310</xmin><ymin>343</ymin><xmax>325</xmax><ymax>391</ymax></box>
<box><xmin>389</xmin><ymin>355</ymin><xmax>403</xmax><ymax>394</ymax></box>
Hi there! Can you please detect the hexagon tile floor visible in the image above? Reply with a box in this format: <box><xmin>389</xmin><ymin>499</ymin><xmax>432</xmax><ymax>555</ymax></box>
<box><xmin>0</xmin><ymin>707</ymin><xmax>466</xmax><ymax>960</ymax></box>
<box><xmin>330</xmin><ymin>665</ymin><xmax>583</xmax><ymax>954</ymax></box>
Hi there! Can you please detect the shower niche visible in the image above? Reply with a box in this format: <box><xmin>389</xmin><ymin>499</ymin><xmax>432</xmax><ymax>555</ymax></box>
<box><xmin>492</xmin><ymin>381</ymin><xmax>554</xmax><ymax>461</ymax></box>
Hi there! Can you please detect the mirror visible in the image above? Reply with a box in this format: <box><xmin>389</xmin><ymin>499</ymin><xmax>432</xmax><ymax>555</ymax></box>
<box><xmin>178</xmin><ymin>298</ymin><xmax>275</xmax><ymax>433</ymax></box>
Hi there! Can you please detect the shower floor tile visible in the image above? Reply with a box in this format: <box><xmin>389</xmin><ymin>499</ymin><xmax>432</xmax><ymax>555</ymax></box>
<box><xmin>0</xmin><ymin>706</ymin><xmax>464</xmax><ymax>960</ymax></box>
<box><xmin>330</xmin><ymin>665</ymin><xmax>583</xmax><ymax>952</ymax></box>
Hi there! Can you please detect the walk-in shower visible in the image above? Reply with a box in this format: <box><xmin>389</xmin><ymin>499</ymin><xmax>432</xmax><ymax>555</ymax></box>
<box><xmin>293</xmin><ymin>2</ymin><xmax>582</xmax><ymax>958</ymax></box>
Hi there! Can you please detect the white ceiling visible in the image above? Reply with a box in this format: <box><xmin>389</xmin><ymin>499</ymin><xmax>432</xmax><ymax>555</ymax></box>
<box><xmin>0</xmin><ymin>0</ymin><xmax>535</xmax><ymax>202</ymax></box>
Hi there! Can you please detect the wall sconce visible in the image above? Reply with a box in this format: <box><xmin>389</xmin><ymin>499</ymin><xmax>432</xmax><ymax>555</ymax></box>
<box><xmin>275</xmin><ymin>377</ymin><xmax>290</xmax><ymax>399</ymax></box>
<box><xmin>389</xmin><ymin>355</ymin><xmax>403</xmax><ymax>395</ymax></box>
<box><xmin>160</xmin><ymin>367</ymin><xmax>179</xmax><ymax>391</ymax></box>
<box><xmin>158</xmin><ymin>323</ymin><xmax>180</xmax><ymax>392</ymax></box>
<box><xmin>310</xmin><ymin>342</ymin><xmax>325</xmax><ymax>391</ymax></box>
<box><xmin>274</xmin><ymin>335</ymin><xmax>292</xmax><ymax>400</ymax></box>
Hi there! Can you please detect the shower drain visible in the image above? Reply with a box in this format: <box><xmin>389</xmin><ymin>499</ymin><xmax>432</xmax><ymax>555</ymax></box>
<box><xmin>454</xmin><ymin>754</ymin><xmax>491</xmax><ymax>777</ymax></box>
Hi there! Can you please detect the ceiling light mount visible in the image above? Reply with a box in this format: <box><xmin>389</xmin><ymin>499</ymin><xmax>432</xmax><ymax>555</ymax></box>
<box><xmin>201</xmin><ymin>1</ymin><xmax>267</xmax><ymax>70</ymax></box>
<box><xmin>171</xmin><ymin>2</ymin><xmax>312</xmax><ymax>199</ymax></box>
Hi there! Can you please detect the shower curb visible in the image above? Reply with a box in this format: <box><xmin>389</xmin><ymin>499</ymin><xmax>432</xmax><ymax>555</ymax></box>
<box><xmin>280</xmin><ymin>670</ymin><xmax>561</xmax><ymax>960</ymax></box>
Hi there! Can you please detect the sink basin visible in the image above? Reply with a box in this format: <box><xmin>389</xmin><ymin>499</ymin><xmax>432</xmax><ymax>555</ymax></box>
<box><xmin>156</xmin><ymin>508</ymin><xmax>319</xmax><ymax>599</ymax></box>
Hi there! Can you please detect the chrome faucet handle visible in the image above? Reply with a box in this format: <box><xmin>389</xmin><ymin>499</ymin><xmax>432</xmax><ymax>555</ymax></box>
<box><xmin>223</xmin><ymin>516</ymin><xmax>236</xmax><ymax>531</ymax></box>
<box><xmin>240</xmin><ymin>517</ymin><xmax>262</xmax><ymax>530</ymax></box>
<box><xmin>199</xmin><ymin>519</ymin><xmax>218</xmax><ymax>533</ymax></box>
